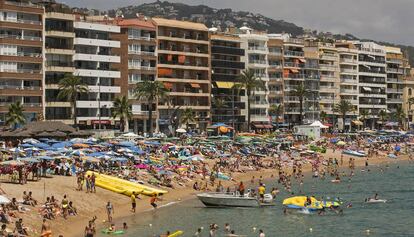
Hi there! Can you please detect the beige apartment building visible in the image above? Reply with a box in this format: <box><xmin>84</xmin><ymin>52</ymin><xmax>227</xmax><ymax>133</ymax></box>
<box><xmin>153</xmin><ymin>18</ymin><xmax>211</xmax><ymax>132</ymax></box>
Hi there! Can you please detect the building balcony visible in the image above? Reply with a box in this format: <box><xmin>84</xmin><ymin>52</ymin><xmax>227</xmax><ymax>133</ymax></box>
<box><xmin>46</xmin><ymin>30</ymin><xmax>75</xmax><ymax>38</ymax></box>
<box><xmin>0</xmin><ymin>34</ymin><xmax>42</xmax><ymax>42</ymax></box>
<box><xmin>386</xmin><ymin>88</ymin><xmax>403</xmax><ymax>93</ymax></box>
<box><xmin>87</xmin><ymin>85</ymin><xmax>121</xmax><ymax>94</ymax></box>
<box><xmin>211</xmin><ymin>45</ymin><xmax>244</xmax><ymax>56</ymax></box>
<box><xmin>320</xmin><ymin>54</ymin><xmax>337</xmax><ymax>60</ymax></box>
<box><xmin>319</xmin><ymin>64</ymin><xmax>337</xmax><ymax>71</ymax></box>
<box><xmin>128</xmin><ymin>36</ymin><xmax>156</xmax><ymax>42</ymax></box>
<box><xmin>0</xmin><ymin>20</ymin><xmax>42</xmax><ymax>31</ymax></box>
<box><xmin>340</xmin><ymin>68</ymin><xmax>358</xmax><ymax>74</ymax></box>
<box><xmin>128</xmin><ymin>65</ymin><xmax>157</xmax><ymax>71</ymax></box>
<box><xmin>0</xmin><ymin>87</ymin><xmax>42</xmax><ymax>96</ymax></box>
<box><xmin>0</xmin><ymin>53</ymin><xmax>42</xmax><ymax>63</ymax></box>
<box><xmin>75</xmin><ymin>69</ymin><xmax>120</xmax><ymax>78</ymax></box>
<box><xmin>157</xmin><ymin>35</ymin><xmax>209</xmax><ymax>45</ymax></box>
<box><xmin>340</xmin><ymin>58</ymin><xmax>358</xmax><ymax>64</ymax></box>
<box><xmin>340</xmin><ymin>78</ymin><xmax>357</xmax><ymax>84</ymax></box>
<box><xmin>386</xmin><ymin>68</ymin><xmax>404</xmax><ymax>74</ymax></box>
<box><xmin>387</xmin><ymin>78</ymin><xmax>404</xmax><ymax>84</ymax></box>
<box><xmin>76</xmin><ymin>100</ymin><xmax>113</xmax><ymax>108</ymax></box>
<box><xmin>128</xmin><ymin>50</ymin><xmax>156</xmax><ymax>57</ymax></box>
<box><xmin>157</xmin><ymin>63</ymin><xmax>209</xmax><ymax>71</ymax></box>
<box><xmin>387</xmin><ymin>98</ymin><xmax>403</xmax><ymax>103</ymax></box>
<box><xmin>283</xmin><ymin>62</ymin><xmax>302</xmax><ymax>68</ymax></box>
<box><xmin>212</xmin><ymin>60</ymin><xmax>245</xmax><ymax>69</ymax></box>
<box><xmin>284</xmin><ymin>50</ymin><xmax>304</xmax><ymax>57</ymax></box>
<box><xmin>340</xmin><ymin>89</ymin><xmax>358</xmax><ymax>94</ymax></box>
<box><xmin>46</xmin><ymin>101</ymin><xmax>71</xmax><ymax>107</ymax></box>
<box><xmin>74</xmin><ymin>38</ymin><xmax>120</xmax><ymax>48</ymax></box>
<box><xmin>45</xmin><ymin>48</ymin><xmax>75</xmax><ymax>55</ymax></box>
<box><xmin>73</xmin><ymin>54</ymin><xmax>120</xmax><ymax>63</ymax></box>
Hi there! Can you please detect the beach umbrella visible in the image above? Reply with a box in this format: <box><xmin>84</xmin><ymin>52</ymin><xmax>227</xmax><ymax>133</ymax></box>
<box><xmin>36</xmin><ymin>156</ymin><xmax>54</xmax><ymax>161</ymax></box>
<box><xmin>337</xmin><ymin>141</ymin><xmax>346</xmax><ymax>146</ymax></box>
<box><xmin>117</xmin><ymin>141</ymin><xmax>135</xmax><ymax>147</ymax></box>
<box><xmin>0</xmin><ymin>160</ymin><xmax>24</xmax><ymax>166</ymax></box>
<box><xmin>81</xmin><ymin>156</ymin><xmax>100</xmax><ymax>163</ymax></box>
<box><xmin>52</xmin><ymin>142</ymin><xmax>72</xmax><ymax>149</ymax></box>
<box><xmin>105</xmin><ymin>151</ymin><xmax>120</xmax><ymax>156</ymax></box>
<box><xmin>72</xmin><ymin>143</ymin><xmax>89</xmax><ymax>149</ymax></box>
<box><xmin>120</xmin><ymin>132</ymin><xmax>140</xmax><ymax>138</ymax></box>
<box><xmin>24</xmin><ymin>147</ymin><xmax>40</xmax><ymax>152</ymax></box>
<box><xmin>89</xmin><ymin>152</ymin><xmax>105</xmax><ymax>157</ymax></box>
<box><xmin>110</xmin><ymin>157</ymin><xmax>128</xmax><ymax>162</ymax></box>
<box><xmin>22</xmin><ymin>138</ymin><xmax>39</xmax><ymax>144</ymax></box>
<box><xmin>176</xmin><ymin>128</ymin><xmax>187</xmax><ymax>133</ymax></box>
<box><xmin>144</xmin><ymin>141</ymin><xmax>161</xmax><ymax>146</ymax></box>
<box><xmin>71</xmin><ymin>150</ymin><xmax>85</xmax><ymax>156</ymax></box>
<box><xmin>9</xmin><ymin>147</ymin><xmax>22</xmax><ymax>153</ymax></box>
<box><xmin>20</xmin><ymin>143</ymin><xmax>34</xmax><ymax>148</ymax></box>
<box><xmin>32</xmin><ymin>142</ymin><xmax>50</xmax><ymax>149</ymax></box>
<box><xmin>18</xmin><ymin>157</ymin><xmax>40</xmax><ymax>163</ymax></box>
<box><xmin>0</xmin><ymin>196</ymin><xmax>10</xmax><ymax>205</ymax></box>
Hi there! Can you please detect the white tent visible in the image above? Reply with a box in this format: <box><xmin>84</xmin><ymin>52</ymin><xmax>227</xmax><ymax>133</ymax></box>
<box><xmin>310</xmin><ymin>121</ymin><xmax>329</xmax><ymax>129</ymax></box>
<box><xmin>120</xmin><ymin>132</ymin><xmax>139</xmax><ymax>138</ymax></box>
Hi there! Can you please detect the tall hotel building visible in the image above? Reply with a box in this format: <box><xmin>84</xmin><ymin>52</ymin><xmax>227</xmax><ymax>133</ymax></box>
<box><xmin>43</xmin><ymin>3</ymin><xmax>75</xmax><ymax>123</ymax></box>
<box><xmin>281</xmin><ymin>35</ymin><xmax>305</xmax><ymax>124</ymax></box>
<box><xmin>113</xmin><ymin>18</ymin><xmax>157</xmax><ymax>133</ymax></box>
<box><xmin>238</xmin><ymin>28</ymin><xmax>270</xmax><ymax>127</ymax></box>
<box><xmin>267</xmin><ymin>35</ymin><xmax>284</xmax><ymax>123</ymax></box>
<box><xmin>0</xmin><ymin>0</ymin><xmax>44</xmax><ymax>124</ymax></box>
<box><xmin>355</xmin><ymin>42</ymin><xmax>387</xmax><ymax>128</ymax></box>
<box><xmin>153</xmin><ymin>18</ymin><xmax>211</xmax><ymax>131</ymax></box>
<box><xmin>210</xmin><ymin>32</ymin><xmax>246</xmax><ymax>130</ymax></box>
<box><xmin>71</xmin><ymin>17</ymin><xmax>121</xmax><ymax>128</ymax></box>
<box><xmin>385</xmin><ymin>47</ymin><xmax>408</xmax><ymax>114</ymax></box>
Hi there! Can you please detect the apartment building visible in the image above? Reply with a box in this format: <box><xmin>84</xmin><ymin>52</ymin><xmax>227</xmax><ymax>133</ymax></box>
<box><xmin>72</xmin><ymin>17</ymin><xmax>121</xmax><ymax>129</ymax></box>
<box><xmin>267</xmin><ymin>35</ymin><xmax>284</xmax><ymax>124</ymax></box>
<box><xmin>238</xmin><ymin>28</ymin><xmax>270</xmax><ymax>128</ymax></box>
<box><xmin>355</xmin><ymin>41</ymin><xmax>387</xmax><ymax>128</ymax></box>
<box><xmin>403</xmin><ymin>69</ymin><xmax>414</xmax><ymax>127</ymax></box>
<box><xmin>280</xmin><ymin>35</ymin><xmax>306</xmax><ymax>125</ymax></box>
<box><xmin>0</xmin><ymin>0</ymin><xmax>44</xmax><ymax>125</ymax></box>
<box><xmin>385</xmin><ymin>47</ymin><xmax>408</xmax><ymax>114</ymax></box>
<box><xmin>302</xmin><ymin>44</ymin><xmax>320</xmax><ymax>124</ymax></box>
<box><xmin>336</xmin><ymin>42</ymin><xmax>359</xmax><ymax>122</ymax></box>
<box><xmin>43</xmin><ymin>3</ymin><xmax>75</xmax><ymax>123</ymax></box>
<box><xmin>210</xmin><ymin>32</ymin><xmax>246</xmax><ymax>131</ymax></box>
<box><xmin>113</xmin><ymin>18</ymin><xmax>157</xmax><ymax>133</ymax></box>
<box><xmin>153</xmin><ymin>18</ymin><xmax>211</xmax><ymax>132</ymax></box>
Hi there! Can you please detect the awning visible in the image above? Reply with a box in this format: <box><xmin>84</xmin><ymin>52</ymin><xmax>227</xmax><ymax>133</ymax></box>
<box><xmin>253</xmin><ymin>124</ymin><xmax>265</xmax><ymax>129</ymax></box>
<box><xmin>163</xmin><ymin>82</ymin><xmax>173</xmax><ymax>89</ymax></box>
<box><xmin>363</xmin><ymin>87</ymin><xmax>372</xmax><ymax>92</ymax></box>
<box><xmin>298</xmin><ymin>58</ymin><xmax>306</xmax><ymax>63</ymax></box>
<box><xmin>263</xmin><ymin>124</ymin><xmax>273</xmax><ymax>129</ymax></box>
<box><xmin>216</xmin><ymin>81</ymin><xmax>234</xmax><ymax>89</ymax></box>
<box><xmin>352</xmin><ymin>120</ymin><xmax>363</xmax><ymax>126</ymax></box>
<box><xmin>290</xmin><ymin>68</ymin><xmax>299</xmax><ymax>73</ymax></box>
<box><xmin>190</xmin><ymin>83</ymin><xmax>200</xmax><ymax>88</ymax></box>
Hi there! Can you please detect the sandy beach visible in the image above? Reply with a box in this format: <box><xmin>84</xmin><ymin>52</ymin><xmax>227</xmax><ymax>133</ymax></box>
<box><xmin>0</xmin><ymin>149</ymin><xmax>407</xmax><ymax>237</ymax></box>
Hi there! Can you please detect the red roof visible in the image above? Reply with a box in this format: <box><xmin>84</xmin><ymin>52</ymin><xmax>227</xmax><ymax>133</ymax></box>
<box><xmin>116</xmin><ymin>19</ymin><xmax>156</xmax><ymax>30</ymax></box>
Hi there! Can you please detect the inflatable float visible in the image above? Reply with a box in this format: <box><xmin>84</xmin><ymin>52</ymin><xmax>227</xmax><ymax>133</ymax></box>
<box><xmin>86</xmin><ymin>171</ymin><xmax>167</xmax><ymax>197</ymax></box>
<box><xmin>282</xmin><ymin>196</ymin><xmax>323</xmax><ymax>211</ymax></box>
<box><xmin>365</xmin><ymin>198</ymin><xmax>387</xmax><ymax>203</ymax></box>
<box><xmin>168</xmin><ymin>230</ymin><xmax>184</xmax><ymax>237</ymax></box>
<box><xmin>342</xmin><ymin>150</ymin><xmax>366</xmax><ymax>157</ymax></box>
<box><xmin>101</xmin><ymin>229</ymin><xmax>125</xmax><ymax>235</ymax></box>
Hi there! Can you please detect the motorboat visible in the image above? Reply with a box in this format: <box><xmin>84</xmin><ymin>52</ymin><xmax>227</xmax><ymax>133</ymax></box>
<box><xmin>342</xmin><ymin>149</ymin><xmax>366</xmax><ymax>157</ymax></box>
<box><xmin>197</xmin><ymin>192</ymin><xmax>273</xmax><ymax>207</ymax></box>
<box><xmin>365</xmin><ymin>198</ymin><xmax>387</xmax><ymax>203</ymax></box>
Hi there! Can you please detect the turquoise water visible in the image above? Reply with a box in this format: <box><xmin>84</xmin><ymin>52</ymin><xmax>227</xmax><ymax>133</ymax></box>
<box><xmin>113</xmin><ymin>162</ymin><xmax>414</xmax><ymax>237</ymax></box>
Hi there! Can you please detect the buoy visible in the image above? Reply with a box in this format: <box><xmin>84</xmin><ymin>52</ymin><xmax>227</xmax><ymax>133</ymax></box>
<box><xmin>309</xmin><ymin>228</ymin><xmax>313</xmax><ymax>232</ymax></box>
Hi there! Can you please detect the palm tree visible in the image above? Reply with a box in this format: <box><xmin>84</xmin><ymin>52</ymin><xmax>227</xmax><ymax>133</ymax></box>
<box><xmin>333</xmin><ymin>99</ymin><xmax>354</xmax><ymax>132</ymax></box>
<box><xmin>111</xmin><ymin>96</ymin><xmax>132</xmax><ymax>132</ymax></box>
<box><xmin>232</xmin><ymin>69</ymin><xmax>265</xmax><ymax>131</ymax></box>
<box><xmin>57</xmin><ymin>73</ymin><xmax>88</xmax><ymax>128</ymax></box>
<box><xmin>180</xmin><ymin>108</ymin><xmax>196</xmax><ymax>129</ymax></box>
<box><xmin>320</xmin><ymin>111</ymin><xmax>327</xmax><ymax>123</ymax></box>
<box><xmin>268</xmin><ymin>104</ymin><xmax>283</xmax><ymax>129</ymax></box>
<box><xmin>292</xmin><ymin>84</ymin><xmax>308</xmax><ymax>125</ymax></box>
<box><xmin>5</xmin><ymin>101</ymin><xmax>26</xmax><ymax>129</ymax></box>
<box><xmin>378</xmin><ymin>109</ymin><xmax>388</xmax><ymax>130</ymax></box>
<box><xmin>360</xmin><ymin>110</ymin><xmax>369</xmax><ymax>129</ymax></box>
<box><xmin>134</xmin><ymin>80</ymin><xmax>168</xmax><ymax>136</ymax></box>
<box><xmin>393</xmin><ymin>105</ymin><xmax>406</xmax><ymax>129</ymax></box>
<box><xmin>212</xmin><ymin>97</ymin><xmax>228</xmax><ymax>110</ymax></box>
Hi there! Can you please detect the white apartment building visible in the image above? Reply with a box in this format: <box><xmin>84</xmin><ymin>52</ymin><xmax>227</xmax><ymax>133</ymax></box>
<box><xmin>239</xmin><ymin>28</ymin><xmax>270</xmax><ymax>124</ymax></box>
<box><xmin>73</xmin><ymin>20</ymin><xmax>121</xmax><ymax>127</ymax></box>
<box><xmin>355</xmin><ymin>41</ymin><xmax>387</xmax><ymax>128</ymax></box>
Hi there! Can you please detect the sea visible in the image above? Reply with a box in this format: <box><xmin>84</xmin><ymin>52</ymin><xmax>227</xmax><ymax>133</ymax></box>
<box><xmin>104</xmin><ymin>161</ymin><xmax>414</xmax><ymax>237</ymax></box>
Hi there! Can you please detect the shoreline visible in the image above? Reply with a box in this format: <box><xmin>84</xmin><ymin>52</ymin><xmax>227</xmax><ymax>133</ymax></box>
<box><xmin>67</xmin><ymin>152</ymin><xmax>408</xmax><ymax>237</ymax></box>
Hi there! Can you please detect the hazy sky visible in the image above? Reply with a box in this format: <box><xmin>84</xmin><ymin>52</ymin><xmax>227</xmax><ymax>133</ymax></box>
<box><xmin>65</xmin><ymin>0</ymin><xmax>414</xmax><ymax>46</ymax></box>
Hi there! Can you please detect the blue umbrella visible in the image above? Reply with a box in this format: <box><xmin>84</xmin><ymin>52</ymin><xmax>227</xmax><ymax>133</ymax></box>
<box><xmin>89</xmin><ymin>152</ymin><xmax>105</xmax><ymax>157</ymax></box>
<box><xmin>52</xmin><ymin>142</ymin><xmax>72</xmax><ymax>149</ymax></box>
<box><xmin>144</xmin><ymin>141</ymin><xmax>161</xmax><ymax>146</ymax></box>
<box><xmin>21</xmin><ymin>143</ymin><xmax>34</xmax><ymax>148</ymax></box>
<box><xmin>36</xmin><ymin>156</ymin><xmax>54</xmax><ymax>160</ymax></box>
<box><xmin>117</xmin><ymin>141</ymin><xmax>135</xmax><ymax>147</ymax></box>
<box><xmin>32</xmin><ymin>142</ymin><xmax>50</xmax><ymax>149</ymax></box>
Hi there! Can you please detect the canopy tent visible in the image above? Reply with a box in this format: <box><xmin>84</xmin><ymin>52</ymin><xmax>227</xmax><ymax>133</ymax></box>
<box><xmin>310</xmin><ymin>121</ymin><xmax>329</xmax><ymax>129</ymax></box>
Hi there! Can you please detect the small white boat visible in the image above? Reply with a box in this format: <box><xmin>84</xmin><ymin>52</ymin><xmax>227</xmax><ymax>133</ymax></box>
<box><xmin>365</xmin><ymin>198</ymin><xmax>387</xmax><ymax>203</ymax></box>
<box><xmin>197</xmin><ymin>192</ymin><xmax>273</xmax><ymax>207</ymax></box>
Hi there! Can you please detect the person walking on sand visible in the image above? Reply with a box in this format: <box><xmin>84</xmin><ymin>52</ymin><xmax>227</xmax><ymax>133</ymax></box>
<box><xmin>61</xmin><ymin>194</ymin><xmax>69</xmax><ymax>219</ymax></box>
<box><xmin>150</xmin><ymin>194</ymin><xmax>158</xmax><ymax>209</ymax></box>
<box><xmin>106</xmin><ymin>201</ymin><xmax>114</xmax><ymax>222</ymax></box>
<box><xmin>41</xmin><ymin>218</ymin><xmax>52</xmax><ymax>237</ymax></box>
<box><xmin>131</xmin><ymin>191</ymin><xmax>137</xmax><ymax>213</ymax></box>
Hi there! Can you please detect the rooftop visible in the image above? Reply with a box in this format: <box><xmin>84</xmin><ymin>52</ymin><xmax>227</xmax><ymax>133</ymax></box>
<box><xmin>152</xmin><ymin>17</ymin><xmax>208</xmax><ymax>31</ymax></box>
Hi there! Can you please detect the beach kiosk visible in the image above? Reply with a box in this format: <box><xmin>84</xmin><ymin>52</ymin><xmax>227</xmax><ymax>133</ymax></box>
<box><xmin>293</xmin><ymin>121</ymin><xmax>327</xmax><ymax>140</ymax></box>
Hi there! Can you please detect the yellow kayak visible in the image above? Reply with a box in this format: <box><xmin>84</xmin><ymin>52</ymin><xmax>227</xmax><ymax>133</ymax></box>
<box><xmin>86</xmin><ymin>171</ymin><xmax>167</xmax><ymax>197</ymax></box>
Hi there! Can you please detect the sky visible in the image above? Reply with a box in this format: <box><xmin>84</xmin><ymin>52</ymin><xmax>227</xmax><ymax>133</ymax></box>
<box><xmin>64</xmin><ymin>0</ymin><xmax>414</xmax><ymax>46</ymax></box>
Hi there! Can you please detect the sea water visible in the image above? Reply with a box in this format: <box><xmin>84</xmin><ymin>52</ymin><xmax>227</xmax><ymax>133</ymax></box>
<box><xmin>110</xmin><ymin>162</ymin><xmax>414</xmax><ymax>237</ymax></box>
